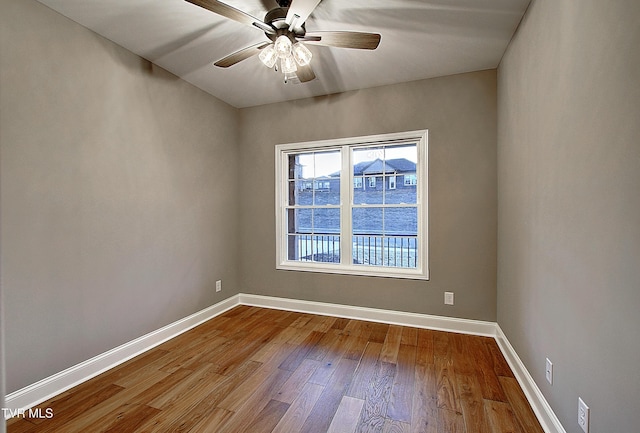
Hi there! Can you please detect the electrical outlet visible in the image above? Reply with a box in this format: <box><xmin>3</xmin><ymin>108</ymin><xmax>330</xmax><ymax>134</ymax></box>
<box><xmin>444</xmin><ymin>292</ymin><xmax>454</xmax><ymax>305</ymax></box>
<box><xmin>215</xmin><ymin>280</ymin><xmax>222</xmax><ymax>292</ymax></box>
<box><xmin>545</xmin><ymin>358</ymin><xmax>553</xmax><ymax>384</ymax></box>
<box><xmin>578</xmin><ymin>397</ymin><xmax>590</xmax><ymax>433</ymax></box>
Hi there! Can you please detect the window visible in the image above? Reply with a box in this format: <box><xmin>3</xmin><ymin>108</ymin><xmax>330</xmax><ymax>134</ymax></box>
<box><xmin>404</xmin><ymin>174</ymin><xmax>417</xmax><ymax>186</ymax></box>
<box><xmin>275</xmin><ymin>130</ymin><xmax>428</xmax><ymax>279</ymax></box>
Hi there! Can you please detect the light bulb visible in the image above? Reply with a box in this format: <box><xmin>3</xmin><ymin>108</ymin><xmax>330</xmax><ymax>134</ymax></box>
<box><xmin>281</xmin><ymin>54</ymin><xmax>298</xmax><ymax>74</ymax></box>
<box><xmin>274</xmin><ymin>35</ymin><xmax>293</xmax><ymax>59</ymax></box>
<box><xmin>293</xmin><ymin>42</ymin><xmax>312</xmax><ymax>66</ymax></box>
<box><xmin>259</xmin><ymin>44</ymin><xmax>277</xmax><ymax>68</ymax></box>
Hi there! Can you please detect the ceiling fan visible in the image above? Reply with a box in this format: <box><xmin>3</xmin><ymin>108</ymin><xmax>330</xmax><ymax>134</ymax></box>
<box><xmin>185</xmin><ymin>0</ymin><xmax>381</xmax><ymax>83</ymax></box>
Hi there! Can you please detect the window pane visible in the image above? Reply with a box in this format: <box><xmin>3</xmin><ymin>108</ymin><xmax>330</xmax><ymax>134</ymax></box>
<box><xmin>288</xmin><ymin>234</ymin><xmax>312</xmax><ymax>261</ymax></box>
<box><xmin>288</xmin><ymin>208</ymin><xmax>313</xmax><ymax>233</ymax></box>
<box><xmin>314</xmin><ymin>178</ymin><xmax>340</xmax><ymax>205</ymax></box>
<box><xmin>289</xmin><ymin>180</ymin><xmax>314</xmax><ymax>205</ymax></box>
<box><xmin>384</xmin><ymin>207</ymin><xmax>418</xmax><ymax>235</ymax></box>
<box><xmin>354</xmin><ymin>183</ymin><xmax>383</xmax><ymax>205</ymax></box>
<box><xmin>385</xmin><ymin>185</ymin><xmax>417</xmax><ymax>204</ymax></box>
<box><xmin>353</xmin><ymin>146</ymin><xmax>385</xmax><ymax>169</ymax></box>
<box><xmin>289</xmin><ymin>150</ymin><xmax>341</xmax><ymax>206</ymax></box>
<box><xmin>312</xmin><ymin>234</ymin><xmax>341</xmax><ymax>263</ymax></box>
<box><xmin>314</xmin><ymin>208</ymin><xmax>340</xmax><ymax>234</ymax></box>
<box><xmin>314</xmin><ymin>151</ymin><xmax>341</xmax><ymax>177</ymax></box>
<box><xmin>383</xmin><ymin>236</ymin><xmax>417</xmax><ymax>268</ymax></box>
<box><xmin>352</xmin><ymin>207</ymin><xmax>383</xmax><ymax>235</ymax></box>
<box><xmin>291</xmin><ymin>152</ymin><xmax>315</xmax><ymax>178</ymax></box>
<box><xmin>287</xmin><ymin>234</ymin><xmax>341</xmax><ymax>263</ymax></box>
<box><xmin>352</xmin><ymin>235</ymin><xmax>384</xmax><ymax>266</ymax></box>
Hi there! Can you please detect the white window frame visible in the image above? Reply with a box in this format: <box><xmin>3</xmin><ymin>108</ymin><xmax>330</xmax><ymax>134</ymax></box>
<box><xmin>275</xmin><ymin>130</ymin><xmax>429</xmax><ymax>280</ymax></box>
<box><xmin>368</xmin><ymin>176</ymin><xmax>376</xmax><ymax>188</ymax></box>
<box><xmin>388</xmin><ymin>175</ymin><xmax>396</xmax><ymax>190</ymax></box>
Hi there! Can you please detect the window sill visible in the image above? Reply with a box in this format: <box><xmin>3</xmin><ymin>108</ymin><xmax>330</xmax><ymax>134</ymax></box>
<box><xmin>276</xmin><ymin>261</ymin><xmax>429</xmax><ymax>280</ymax></box>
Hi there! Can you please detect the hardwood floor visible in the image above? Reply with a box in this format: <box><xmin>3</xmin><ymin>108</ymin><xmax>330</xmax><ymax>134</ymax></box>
<box><xmin>7</xmin><ymin>306</ymin><xmax>544</xmax><ymax>433</ymax></box>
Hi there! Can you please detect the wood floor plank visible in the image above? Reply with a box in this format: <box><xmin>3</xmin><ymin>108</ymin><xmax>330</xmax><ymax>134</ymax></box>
<box><xmin>466</xmin><ymin>337</ymin><xmax>507</xmax><ymax>403</ymax></box>
<box><xmin>435</xmin><ymin>354</ymin><xmax>461</xmax><ymax>412</ymax></box>
<box><xmin>411</xmin><ymin>363</ymin><xmax>438</xmax><ymax>433</ymax></box>
<box><xmin>331</xmin><ymin>317</ymin><xmax>350</xmax><ymax>331</ymax></box>
<box><xmin>27</xmin><ymin>384</ymin><xmax>125</xmax><ymax>433</ymax></box>
<box><xmin>244</xmin><ymin>399</ymin><xmax>291</xmax><ymax>433</ymax></box>
<box><xmin>52</xmin><ymin>369</ymin><xmax>170</xmax><ymax>433</ymax></box>
<box><xmin>383</xmin><ymin>419</ymin><xmax>411</xmax><ymax>433</ymax></box>
<box><xmin>484</xmin><ymin>400</ymin><xmax>523</xmax><ymax>433</ymax></box>
<box><xmin>437</xmin><ymin>408</ymin><xmax>466</xmax><ymax>433</ymax></box>
<box><xmin>307</xmin><ymin>329</ymin><xmax>342</xmax><ymax>361</ymax></box>
<box><xmin>272</xmin><ymin>382</ymin><xmax>325</xmax><ymax>433</ymax></box>
<box><xmin>186</xmin><ymin>408</ymin><xmax>234</xmax><ymax>433</ymax></box>
<box><xmin>300</xmin><ymin>358</ymin><xmax>359</xmax><ymax>433</ymax></box>
<box><xmin>487</xmin><ymin>340</ymin><xmax>515</xmax><ymax>378</ymax></box>
<box><xmin>347</xmin><ymin>342</ymin><xmax>383</xmax><ymax>400</ymax></box>
<box><xmin>416</xmin><ymin>329</ymin><xmax>435</xmax><ymax>366</ymax></box>
<box><xmin>327</xmin><ymin>396</ymin><xmax>365</xmax><ymax>433</ymax></box>
<box><xmin>498</xmin><ymin>376</ymin><xmax>545</xmax><ymax>433</ymax></box>
<box><xmin>369</xmin><ymin>322</ymin><xmax>390</xmax><ymax>344</ymax></box>
<box><xmin>7</xmin><ymin>306</ymin><xmax>543</xmax><ymax>433</ymax></box>
<box><xmin>344</xmin><ymin>336</ymin><xmax>369</xmax><ymax>362</ymax></box>
<box><xmin>343</xmin><ymin>319</ymin><xmax>372</xmax><ymax>340</ymax></box>
<box><xmin>147</xmin><ymin>363</ymin><xmax>220</xmax><ymax>410</ymax></box>
<box><xmin>279</xmin><ymin>330</ymin><xmax>325</xmax><ymax>371</ymax></box>
<box><xmin>457</xmin><ymin>374</ymin><xmax>491</xmax><ymax>433</ymax></box>
<box><xmin>356</xmin><ymin>361</ymin><xmax>396</xmax><ymax>433</ymax></box>
<box><xmin>153</xmin><ymin>360</ymin><xmax>261</xmax><ymax>432</ymax></box>
<box><xmin>216</xmin><ymin>368</ymin><xmax>292</xmax><ymax>433</ymax></box>
<box><xmin>387</xmin><ymin>344</ymin><xmax>417</xmax><ymax>423</ymax></box>
<box><xmin>309</xmin><ymin>333</ymin><xmax>357</xmax><ymax>386</ymax></box>
<box><xmin>311</xmin><ymin>315</ymin><xmax>338</xmax><ymax>333</ymax></box>
<box><xmin>400</xmin><ymin>327</ymin><xmax>418</xmax><ymax>347</ymax></box>
<box><xmin>275</xmin><ymin>358</ymin><xmax>321</xmax><ymax>404</ymax></box>
<box><xmin>217</xmin><ymin>364</ymin><xmax>291</xmax><ymax>413</ymax></box>
<box><xmin>101</xmin><ymin>403</ymin><xmax>160</xmax><ymax>433</ymax></box>
<box><xmin>380</xmin><ymin>325</ymin><xmax>403</xmax><ymax>364</ymax></box>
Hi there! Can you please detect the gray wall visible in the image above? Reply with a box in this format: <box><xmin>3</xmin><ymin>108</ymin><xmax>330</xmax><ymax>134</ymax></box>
<box><xmin>239</xmin><ymin>70</ymin><xmax>498</xmax><ymax>321</ymax></box>
<box><xmin>0</xmin><ymin>0</ymin><xmax>240</xmax><ymax>394</ymax></box>
<box><xmin>497</xmin><ymin>0</ymin><xmax>640</xmax><ymax>432</ymax></box>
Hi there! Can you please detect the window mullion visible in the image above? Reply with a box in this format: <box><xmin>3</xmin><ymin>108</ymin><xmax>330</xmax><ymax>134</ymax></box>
<box><xmin>340</xmin><ymin>145</ymin><xmax>351</xmax><ymax>266</ymax></box>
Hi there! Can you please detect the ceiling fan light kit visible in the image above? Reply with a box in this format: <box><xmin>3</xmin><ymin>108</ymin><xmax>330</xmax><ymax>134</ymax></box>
<box><xmin>185</xmin><ymin>0</ymin><xmax>381</xmax><ymax>84</ymax></box>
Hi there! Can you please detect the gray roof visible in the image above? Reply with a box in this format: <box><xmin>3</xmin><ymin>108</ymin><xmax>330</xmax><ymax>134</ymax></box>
<box><xmin>353</xmin><ymin>158</ymin><xmax>416</xmax><ymax>175</ymax></box>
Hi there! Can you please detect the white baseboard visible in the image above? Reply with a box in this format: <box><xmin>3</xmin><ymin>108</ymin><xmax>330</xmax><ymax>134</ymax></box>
<box><xmin>239</xmin><ymin>293</ymin><xmax>497</xmax><ymax>337</ymax></box>
<box><xmin>495</xmin><ymin>325</ymin><xmax>566</xmax><ymax>433</ymax></box>
<box><xmin>4</xmin><ymin>294</ymin><xmax>240</xmax><ymax>416</ymax></box>
<box><xmin>5</xmin><ymin>293</ymin><xmax>565</xmax><ymax>433</ymax></box>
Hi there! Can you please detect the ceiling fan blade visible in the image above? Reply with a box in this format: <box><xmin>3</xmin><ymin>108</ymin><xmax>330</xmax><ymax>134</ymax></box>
<box><xmin>302</xmin><ymin>31</ymin><xmax>381</xmax><ymax>50</ymax></box>
<box><xmin>296</xmin><ymin>63</ymin><xmax>316</xmax><ymax>83</ymax></box>
<box><xmin>286</xmin><ymin>0</ymin><xmax>322</xmax><ymax>29</ymax></box>
<box><xmin>214</xmin><ymin>42</ymin><xmax>270</xmax><ymax>68</ymax></box>
<box><xmin>185</xmin><ymin>0</ymin><xmax>274</xmax><ymax>34</ymax></box>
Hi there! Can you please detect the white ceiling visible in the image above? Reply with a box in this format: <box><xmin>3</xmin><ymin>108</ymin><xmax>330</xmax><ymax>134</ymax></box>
<box><xmin>36</xmin><ymin>0</ymin><xmax>530</xmax><ymax>108</ymax></box>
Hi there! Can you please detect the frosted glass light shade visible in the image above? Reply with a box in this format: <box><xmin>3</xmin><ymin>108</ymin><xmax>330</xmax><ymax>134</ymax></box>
<box><xmin>274</xmin><ymin>35</ymin><xmax>293</xmax><ymax>59</ymax></box>
<box><xmin>293</xmin><ymin>42</ymin><xmax>312</xmax><ymax>66</ymax></box>
<box><xmin>259</xmin><ymin>44</ymin><xmax>277</xmax><ymax>68</ymax></box>
<box><xmin>281</xmin><ymin>54</ymin><xmax>298</xmax><ymax>74</ymax></box>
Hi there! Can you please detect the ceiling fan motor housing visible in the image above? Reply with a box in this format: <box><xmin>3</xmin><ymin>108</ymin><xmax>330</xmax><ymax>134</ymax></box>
<box><xmin>264</xmin><ymin>7</ymin><xmax>306</xmax><ymax>40</ymax></box>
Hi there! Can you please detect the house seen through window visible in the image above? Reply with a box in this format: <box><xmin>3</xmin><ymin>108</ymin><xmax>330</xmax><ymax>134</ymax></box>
<box><xmin>275</xmin><ymin>130</ymin><xmax>429</xmax><ymax>279</ymax></box>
